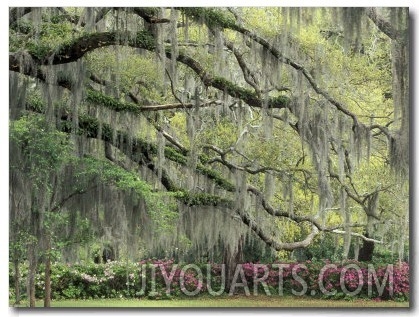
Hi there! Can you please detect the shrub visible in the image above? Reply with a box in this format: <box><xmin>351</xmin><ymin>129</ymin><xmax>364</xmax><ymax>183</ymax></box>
<box><xmin>9</xmin><ymin>259</ymin><xmax>409</xmax><ymax>301</ymax></box>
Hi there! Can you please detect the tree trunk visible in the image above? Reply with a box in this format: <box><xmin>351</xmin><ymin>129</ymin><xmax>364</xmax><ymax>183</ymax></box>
<box><xmin>353</xmin><ymin>238</ymin><xmax>360</xmax><ymax>261</ymax></box>
<box><xmin>13</xmin><ymin>259</ymin><xmax>21</xmax><ymax>305</ymax></box>
<box><xmin>44</xmin><ymin>235</ymin><xmax>51</xmax><ymax>307</ymax></box>
<box><xmin>358</xmin><ymin>210</ymin><xmax>377</xmax><ymax>262</ymax></box>
<box><xmin>358</xmin><ymin>233</ymin><xmax>375</xmax><ymax>262</ymax></box>
<box><xmin>27</xmin><ymin>243</ymin><xmax>37</xmax><ymax>307</ymax></box>
<box><xmin>223</xmin><ymin>235</ymin><xmax>244</xmax><ymax>292</ymax></box>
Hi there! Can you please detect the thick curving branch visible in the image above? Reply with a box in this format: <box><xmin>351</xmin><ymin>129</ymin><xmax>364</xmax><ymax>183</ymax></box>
<box><xmin>331</xmin><ymin>230</ymin><xmax>383</xmax><ymax>244</ymax></box>
<box><xmin>10</xmin><ymin>8</ymin><xmax>393</xmax><ymax>136</ymax></box>
<box><xmin>131</xmin><ymin>8</ymin><xmax>170</xmax><ymax>24</ymax></box>
<box><xmin>9</xmin><ymin>29</ymin><xmax>290</xmax><ymax>110</ymax></box>
<box><xmin>171</xmin><ymin>53</ymin><xmax>289</xmax><ymax>109</ymax></box>
<box><xmin>21</xmin><ymin>96</ymin><xmax>345</xmax><ymax>250</ymax></box>
<box><xmin>246</xmin><ymin>184</ymin><xmax>383</xmax><ymax>245</ymax></box>
<box><xmin>204</xmin><ymin>144</ymin><xmax>312</xmax><ymax>180</ymax></box>
<box><xmin>180</xmin><ymin>7</ymin><xmax>362</xmax><ymax>125</ymax></box>
<box><xmin>10</xmin><ymin>7</ymin><xmax>401</xmax><ymax>257</ymax></box>
<box><xmin>238</xmin><ymin>209</ymin><xmax>320</xmax><ymax>251</ymax></box>
<box><xmin>365</xmin><ymin>8</ymin><xmax>405</xmax><ymax>42</ymax></box>
<box><xmin>247</xmin><ymin>185</ymin><xmax>326</xmax><ymax>231</ymax></box>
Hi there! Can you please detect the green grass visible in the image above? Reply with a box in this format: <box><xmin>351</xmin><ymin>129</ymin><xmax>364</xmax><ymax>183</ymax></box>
<box><xmin>11</xmin><ymin>296</ymin><xmax>409</xmax><ymax>308</ymax></box>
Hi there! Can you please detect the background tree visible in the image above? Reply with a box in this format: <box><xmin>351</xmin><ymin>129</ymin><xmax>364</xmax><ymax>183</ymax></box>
<box><xmin>9</xmin><ymin>7</ymin><xmax>409</xmax><ymax>304</ymax></box>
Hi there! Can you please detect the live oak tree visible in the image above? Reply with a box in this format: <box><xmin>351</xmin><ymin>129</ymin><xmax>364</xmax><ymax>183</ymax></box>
<box><xmin>9</xmin><ymin>7</ymin><xmax>409</xmax><ymax>305</ymax></box>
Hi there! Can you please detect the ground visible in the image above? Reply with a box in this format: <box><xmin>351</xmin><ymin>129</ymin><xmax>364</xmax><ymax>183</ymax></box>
<box><xmin>10</xmin><ymin>295</ymin><xmax>409</xmax><ymax>308</ymax></box>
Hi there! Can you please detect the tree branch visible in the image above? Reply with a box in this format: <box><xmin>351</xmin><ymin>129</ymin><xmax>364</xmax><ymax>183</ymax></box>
<box><xmin>180</xmin><ymin>7</ymin><xmax>363</xmax><ymax>125</ymax></box>
<box><xmin>9</xmin><ymin>7</ymin><xmax>32</xmax><ymax>26</ymax></box>
<box><xmin>131</xmin><ymin>8</ymin><xmax>170</xmax><ymax>24</ymax></box>
<box><xmin>365</xmin><ymin>8</ymin><xmax>404</xmax><ymax>42</ymax></box>
<box><xmin>331</xmin><ymin>230</ymin><xmax>383</xmax><ymax>244</ymax></box>
<box><xmin>247</xmin><ymin>185</ymin><xmax>326</xmax><ymax>230</ymax></box>
<box><xmin>10</xmin><ymin>28</ymin><xmax>290</xmax><ymax>110</ymax></box>
<box><xmin>224</xmin><ymin>41</ymin><xmax>260</xmax><ymax>93</ymax></box>
<box><xmin>204</xmin><ymin>144</ymin><xmax>311</xmax><ymax>179</ymax></box>
<box><xmin>238</xmin><ymin>209</ymin><xmax>320</xmax><ymax>251</ymax></box>
<box><xmin>49</xmin><ymin>185</ymin><xmax>98</xmax><ymax>213</ymax></box>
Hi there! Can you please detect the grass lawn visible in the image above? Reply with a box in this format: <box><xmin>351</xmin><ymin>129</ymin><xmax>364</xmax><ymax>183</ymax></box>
<box><xmin>11</xmin><ymin>296</ymin><xmax>409</xmax><ymax>308</ymax></box>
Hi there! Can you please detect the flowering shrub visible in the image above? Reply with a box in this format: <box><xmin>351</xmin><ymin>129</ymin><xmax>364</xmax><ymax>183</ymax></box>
<box><xmin>215</xmin><ymin>260</ymin><xmax>408</xmax><ymax>301</ymax></box>
<box><xmin>139</xmin><ymin>259</ymin><xmax>205</xmax><ymax>298</ymax></box>
<box><xmin>9</xmin><ymin>259</ymin><xmax>409</xmax><ymax>301</ymax></box>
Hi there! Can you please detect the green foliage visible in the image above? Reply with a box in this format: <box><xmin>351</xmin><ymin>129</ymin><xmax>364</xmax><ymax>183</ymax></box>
<box><xmin>39</xmin><ymin>21</ymin><xmax>74</xmax><ymax>45</ymax></box>
<box><xmin>164</xmin><ymin>143</ymin><xmax>235</xmax><ymax>192</ymax></box>
<box><xmin>212</xmin><ymin>77</ymin><xmax>259</xmax><ymax>104</ymax></box>
<box><xmin>240</xmin><ymin>8</ymin><xmax>285</xmax><ymax>37</ymax></box>
<box><xmin>26</xmin><ymin>42</ymin><xmax>52</xmax><ymax>60</ymax></box>
<box><xmin>196</xmin><ymin>164</ymin><xmax>235</xmax><ymax>192</ymax></box>
<box><xmin>9</xmin><ymin>260</ymin><xmax>409</xmax><ymax>301</ymax></box>
<box><xmin>181</xmin><ymin>7</ymin><xmax>236</xmax><ymax>29</ymax></box>
<box><xmin>303</xmin><ymin>233</ymin><xmax>344</xmax><ymax>262</ymax></box>
<box><xmin>195</xmin><ymin>118</ymin><xmax>237</xmax><ymax>149</ymax></box>
<box><xmin>16</xmin><ymin>20</ymin><xmax>75</xmax><ymax>59</ymax></box>
<box><xmin>86</xmin><ymin>90</ymin><xmax>142</xmax><ymax>114</ymax></box>
<box><xmin>78</xmin><ymin>113</ymin><xmax>113</xmax><ymax>140</ymax></box>
<box><xmin>14</xmin><ymin>108</ymin><xmax>180</xmax><ymax>235</ymax></box>
<box><xmin>45</xmin><ymin>212</ymin><xmax>94</xmax><ymax>257</ymax></box>
<box><xmin>25</xmin><ymin>93</ymin><xmax>45</xmax><ymax>113</ymax></box>
<box><xmin>9</xmin><ymin>225</ymin><xmax>37</xmax><ymax>263</ymax></box>
<box><xmin>77</xmin><ymin>156</ymin><xmax>178</xmax><ymax>231</ymax></box>
<box><xmin>10</xmin><ymin>114</ymin><xmax>72</xmax><ymax>187</ymax></box>
<box><xmin>173</xmin><ymin>191</ymin><xmax>232</xmax><ymax>207</ymax></box>
<box><xmin>86</xmin><ymin>43</ymin><xmax>163</xmax><ymax>103</ymax></box>
<box><xmin>269</xmin><ymin>95</ymin><xmax>291</xmax><ymax>108</ymax></box>
<box><xmin>11</xmin><ymin>19</ymin><xmax>33</xmax><ymax>33</ymax></box>
<box><xmin>77</xmin><ymin>110</ymin><xmax>236</xmax><ymax>195</ymax></box>
<box><xmin>49</xmin><ymin>14</ymin><xmax>74</xmax><ymax>25</ymax></box>
<box><xmin>164</xmin><ymin>146</ymin><xmax>188</xmax><ymax>165</ymax></box>
<box><xmin>135</xmin><ymin>29</ymin><xmax>156</xmax><ymax>51</ymax></box>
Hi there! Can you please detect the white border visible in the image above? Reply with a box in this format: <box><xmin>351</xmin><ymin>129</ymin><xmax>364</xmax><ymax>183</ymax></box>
<box><xmin>2</xmin><ymin>2</ymin><xmax>417</xmax><ymax>317</ymax></box>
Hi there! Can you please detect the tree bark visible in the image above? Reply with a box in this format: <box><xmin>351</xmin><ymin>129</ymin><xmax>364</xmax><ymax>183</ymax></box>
<box><xmin>223</xmin><ymin>235</ymin><xmax>244</xmax><ymax>292</ymax></box>
<box><xmin>13</xmin><ymin>259</ymin><xmax>21</xmax><ymax>305</ymax></box>
<box><xmin>43</xmin><ymin>235</ymin><xmax>52</xmax><ymax>307</ymax></box>
<box><xmin>354</xmin><ymin>238</ymin><xmax>360</xmax><ymax>260</ymax></box>
<box><xmin>27</xmin><ymin>243</ymin><xmax>37</xmax><ymax>307</ymax></box>
<box><xmin>358</xmin><ymin>234</ymin><xmax>375</xmax><ymax>262</ymax></box>
<box><xmin>358</xmin><ymin>215</ymin><xmax>375</xmax><ymax>261</ymax></box>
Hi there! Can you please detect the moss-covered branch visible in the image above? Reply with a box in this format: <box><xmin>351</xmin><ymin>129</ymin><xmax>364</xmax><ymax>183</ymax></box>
<box><xmin>9</xmin><ymin>30</ymin><xmax>155</xmax><ymax>66</ymax></box>
<box><xmin>25</xmin><ymin>98</ymin><xmax>236</xmax><ymax>194</ymax></box>
<box><xmin>86</xmin><ymin>90</ymin><xmax>142</xmax><ymax>114</ymax></box>
<box><xmin>10</xmin><ymin>7</ymin><xmax>369</xmax><ymax>123</ymax></box>
<box><xmin>180</xmin><ymin>7</ymin><xmax>361</xmax><ymax>123</ymax></box>
<box><xmin>365</xmin><ymin>8</ymin><xmax>406</xmax><ymax>42</ymax></box>
<box><xmin>10</xmin><ymin>26</ymin><xmax>290</xmax><ymax>110</ymax></box>
<box><xmin>77</xmin><ymin>116</ymin><xmax>236</xmax><ymax>206</ymax></box>
<box><xmin>131</xmin><ymin>8</ymin><xmax>170</xmax><ymax>24</ymax></box>
<box><xmin>238</xmin><ymin>210</ymin><xmax>320</xmax><ymax>251</ymax></box>
<box><xmin>174</xmin><ymin>53</ymin><xmax>290</xmax><ymax>109</ymax></box>
<box><xmin>173</xmin><ymin>191</ymin><xmax>233</xmax><ymax>207</ymax></box>
<box><xmin>23</xmin><ymin>92</ymin><xmax>340</xmax><ymax>251</ymax></box>
<box><xmin>178</xmin><ymin>7</ymin><xmax>236</xmax><ymax>29</ymax></box>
